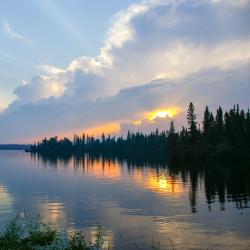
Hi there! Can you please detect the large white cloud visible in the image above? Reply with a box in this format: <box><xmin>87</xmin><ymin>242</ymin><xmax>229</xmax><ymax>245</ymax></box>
<box><xmin>1</xmin><ymin>63</ymin><xmax>250</xmax><ymax>143</ymax></box>
<box><xmin>1</xmin><ymin>0</ymin><xmax>250</xmax><ymax>143</ymax></box>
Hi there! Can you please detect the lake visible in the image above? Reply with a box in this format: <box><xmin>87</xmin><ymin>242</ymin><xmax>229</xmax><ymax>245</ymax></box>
<box><xmin>0</xmin><ymin>150</ymin><xmax>249</xmax><ymax>249</ymax></box>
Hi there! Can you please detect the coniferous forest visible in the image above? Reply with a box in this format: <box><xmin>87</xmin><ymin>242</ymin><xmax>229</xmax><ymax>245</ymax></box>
<box><xmin>29</xmin><ymin>103</ymin><xmax>250</xmax><ymax>159</ymax></box>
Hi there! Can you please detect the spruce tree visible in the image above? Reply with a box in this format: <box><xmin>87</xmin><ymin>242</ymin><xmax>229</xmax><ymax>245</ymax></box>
<box><xmin>187</xmin><ymin>102</ymin><xmax>198</xmax><ymax>144</ymax></box>
<box><xmin>187</xmin><ymin>102</ymin><xmax>197</xmax><ymax>132</ymax></box>
<box><xmin>215</xmin><ymin>106</ymin><xmax>224</xmax><ymax>142</ymax></box>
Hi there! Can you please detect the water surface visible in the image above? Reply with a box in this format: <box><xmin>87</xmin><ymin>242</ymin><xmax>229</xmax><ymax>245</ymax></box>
<box><xmin>0</xmin><ymin>151</ymin><xmax>249</xmax><ymax>249</ymax></box>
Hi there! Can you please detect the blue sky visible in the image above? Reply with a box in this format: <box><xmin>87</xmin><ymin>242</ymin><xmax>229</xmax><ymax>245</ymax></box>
<box><xmin>0</xmin><ymin>0</ymin><xmax>250</xmax><ymax>143</ymax></box>
<box><xmin>0</xmin><ymin>0</ymin><xmax>140</xmax><ymax>108</ymax></box>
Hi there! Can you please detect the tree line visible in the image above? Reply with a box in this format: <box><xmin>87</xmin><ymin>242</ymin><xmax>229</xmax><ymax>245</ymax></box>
<box><xmin>29</xmin><ymin>103</ymin><xmax>250</xmax><ymax>159</ymax></box>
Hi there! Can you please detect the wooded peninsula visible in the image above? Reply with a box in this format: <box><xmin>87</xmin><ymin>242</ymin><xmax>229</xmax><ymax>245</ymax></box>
<box><xmin>29</xmin><ymin>103</ymin><xmax>250</xmax><ymax>159</ymax></box>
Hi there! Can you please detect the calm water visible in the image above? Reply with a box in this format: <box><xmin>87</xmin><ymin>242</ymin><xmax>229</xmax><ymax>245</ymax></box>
<box><xmin>0</xmin><ymin>151</ymin><xmax>249</xmax><ymax>249</ymax></box>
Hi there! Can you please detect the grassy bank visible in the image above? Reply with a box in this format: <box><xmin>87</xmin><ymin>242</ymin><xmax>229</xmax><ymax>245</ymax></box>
<box><xmin>0</xmin><ymin>213</ymin><xmax>110</xmax><ymax>250</ymax></box>
<box><xmin>0</xmin><ymin>213</ymin><xmax>164</xmax><ymax>250</ymax></box>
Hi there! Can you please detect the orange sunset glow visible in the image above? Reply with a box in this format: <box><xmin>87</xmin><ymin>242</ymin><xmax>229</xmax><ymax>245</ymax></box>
<box><xmin>147</xmin><ymin>108</ymin><xmax>181</xmax><ymax>121</ymax></box>
<box><xmin>55</xmin><ymin>122</ymin><xmax>121</xmax><ymax>140</ymax></box>
<box><xmin>131</xmin><ymin>107</ymin><xmax>181</xmax><ymax>127</ymax></box>
<box><xmin>37</xmin><ymin>108</ymin><xmax>181</xmax><ymax>141</ymax></box>
<box><xmin>83</xmin><ymin>122</ymin><xmax>120</xmax><ymax>136</ymax></box>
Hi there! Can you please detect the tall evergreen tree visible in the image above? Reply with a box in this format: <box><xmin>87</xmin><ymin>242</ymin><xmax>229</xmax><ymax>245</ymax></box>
<box><xmin>187</xmin><ymin>102</ymin><xmax>197</xmax><ymax>132</ymax></box>
<box><xmin>187</xmin><ymin>102</ymin><xmax>198</xmax><ymax>144</ymax></box>
<box><xmin>215</xmin><ymin>106</ymin><xmax>224</xmax><ymax>142</ymax></box>
<box><xmin>169</xmin><ymin>120</ymin><xmax>176</xmax><ymax>134</ymax></box>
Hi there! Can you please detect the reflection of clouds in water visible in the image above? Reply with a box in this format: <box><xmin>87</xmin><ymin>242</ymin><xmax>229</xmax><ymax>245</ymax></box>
<box><xmin>0</xmin><ymin>184</ymin><xmax>12</xmax><ymax>215</ymax></box>
<box><xmin>38</xmin><ymin>199</ymin><xmax>114</xmax><ymax>249</ymax></box>
<box><xmin>154</xmin><ymin>219</ymin><xmax>250</xmax><ymax>250</ymax></box>
<box><xmin>98</xmin><ymin>204</ymin><xmax>250</xmax><ymax>250</ymax></box>
<box><xmin>100</xmin><ymin>206</ymin><xmax>176</xmax><ymax>249</ymax></box>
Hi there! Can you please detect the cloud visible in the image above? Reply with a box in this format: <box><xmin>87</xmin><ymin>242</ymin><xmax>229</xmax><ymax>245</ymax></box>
<box><xmin>0</xmin><ymin>0</ymin><xmax>250</xmax><ymax>143</ymax></box>
<box><xmin>13</xmin><ymin>74</ymin><xmax>68</xmax><ymax>104</ymax></box>
<box><xmin>1</xmin><ymin>63</ymin><xmax>250</xmax><ymax>143</ymax></box>
<box><xmin>2</xmin><ymin>20</ymin><xmax>33</xmax><ymax>43</ymax></box>
<box><xmin>38</xmin><ymin>65</ymin><xmax>66</xmax><ymax>75</ymax></box>
<box><xmin>10</xmin><ymin>0</ymin><xmax>250</xmax><ymax>103</ymax></box>
<box><xmin>21</xmin><ymin>80</ymin><xmax>30</xmax><ymax>85</ymax></box>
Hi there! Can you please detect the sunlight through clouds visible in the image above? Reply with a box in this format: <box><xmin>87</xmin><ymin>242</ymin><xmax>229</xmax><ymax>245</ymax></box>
<box><xmin>34</xmin><ymin>0</ymin><xmax>93</xmax><ymax>51</ymax></box>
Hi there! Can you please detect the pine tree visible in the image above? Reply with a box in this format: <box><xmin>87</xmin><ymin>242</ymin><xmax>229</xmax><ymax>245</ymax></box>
<box><xmin>215</xmin><ymin>106</ymin><xmax>224</xmax><ymax>142</ymax></box>
<box><xmin>167</xmin><ymin>121</ymin><xmax>178</xmax><ymax>158</ymax></box>
<box><xmin>187</xmin><ymin>102</ymin><xmax>198</xmax><ymax>144</ymax></box>
<box><xmin>187</xmin><ymin>102</ymin><xmax>197</xmax><ymax>132</ymax></box>
<box><xmin>169</xmin><ymin>120</ymin><xmax>176</xmax><ymax>134</ymax></box>
<box><xmin>203</xmin><ymin>106</ymin><xmax>211</xmax><ymax>134</ymax></box>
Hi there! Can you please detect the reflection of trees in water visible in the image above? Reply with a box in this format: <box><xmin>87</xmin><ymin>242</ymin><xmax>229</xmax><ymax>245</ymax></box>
<box><xmin>33</xmin><ymin>153</ymin><xmax>250</xmax><ymax>212</ymax></box>
<box><xmin>31</xmin><ymin>152</ymin><xmax>72</xmax><ymax>167</ymax></box>
<box><xmin>204</xmin><ymin>161</ymin><xmax>250</xmax><ymax>210</ymax></box>
<box><xmin>167</xmin><ymin>159</ymin><xmax>250</xmax><ymax>212</ymax></box>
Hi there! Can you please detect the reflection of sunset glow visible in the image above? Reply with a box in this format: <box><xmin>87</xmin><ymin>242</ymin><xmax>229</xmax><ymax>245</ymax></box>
<box><xmin>49</xmin><ymin>202</ymin><xmax>64</xmax><ymax>222</ymax></box>
<box><xmin>83</xmin><ymin>157</ymin><xmax>121</xmax><ymax>180</ymax></box>
<box><xmin>78</xmin><ymin>157</ymin><xmax>182</xmax><ymax>194</ymax></box>
<box><xmin>133</xmin><ymin>170</ymin><xmax>183</xmax><ymax>195</ymax></box>
<box><xmin>158</xmin><ymin>176</ymin><xmax>169</xmax><ymax>189</ymax></box>
<box><xmin>0</xmin><ymin>184</ymin><xmax>12</xmax><ymax>213</ymax></box>
<box><xmin>146</xmin><ymin>175</ymin><xmax>182</xmax><ymax>193</ymax></box>
<box><xmin>39</xmin><ymin>201</ymin><xmax>66</xmax><ymax>228</ymax></box>
<box><xmin>147</xmin><ymin>108</ymin><xmax>180</xmax><ymax>120</ymax></box>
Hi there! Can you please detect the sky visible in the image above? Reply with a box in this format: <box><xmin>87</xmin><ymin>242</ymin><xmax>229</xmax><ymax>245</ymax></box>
<box><xmin>0</xmin><ymin>0</ymin><xmax>250</xmax><ymax>143</ymax></box>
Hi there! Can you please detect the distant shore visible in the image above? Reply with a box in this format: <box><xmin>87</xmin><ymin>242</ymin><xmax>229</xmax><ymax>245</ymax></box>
<box><xmin>0</xmin><ymin>144</ymin><xmax>29</xmax><ymax>150</ymax></box>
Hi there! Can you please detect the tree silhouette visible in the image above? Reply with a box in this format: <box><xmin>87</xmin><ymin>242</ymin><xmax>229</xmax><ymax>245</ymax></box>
<box><xmin>29</xmin><ymin>103</ymin><xmax>250</xmax><ymax>160</ymax></box>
